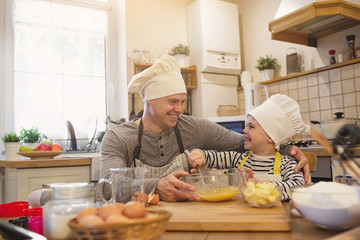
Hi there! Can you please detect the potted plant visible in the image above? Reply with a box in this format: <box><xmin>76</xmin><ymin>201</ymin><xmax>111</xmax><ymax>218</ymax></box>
<box><xmin>2</xmin><ymin>132</ymin><xmax>22</xmax><ymax>160</ymax></box>
<box><xmin>255</xmin><ymin>55</ymin><xmax>279</xmax><ymax>81</ymax></box>
<box><xmin>20</xmin><ymin>127</ymin><xmax>43</xmax><ymax>146</ymax></box>
<box><xmin>168</xmin><ymin>43</ymin><xmax>190</xmax><ymax>67</ymax></box>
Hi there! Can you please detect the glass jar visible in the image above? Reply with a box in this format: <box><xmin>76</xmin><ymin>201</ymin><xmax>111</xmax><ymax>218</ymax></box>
<box><xmin>329</xmin><ymin>49</ymin><xmax>336</xmax><ymax>64</ymax></box>
<box><xmin>43</xmin><ymin>182</ymin><xmax>94</xmax><ymax>240</ymax></box>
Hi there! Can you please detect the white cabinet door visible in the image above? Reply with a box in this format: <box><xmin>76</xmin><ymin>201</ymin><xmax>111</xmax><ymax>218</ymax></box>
<box><xmin>3</xmin><ymin>166</ymin><xmax>90</xmax><ymax>203</ymax></box>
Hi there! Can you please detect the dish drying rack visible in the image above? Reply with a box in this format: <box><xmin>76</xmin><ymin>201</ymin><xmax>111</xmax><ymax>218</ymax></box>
<box><xmin>50</xmin><ymin>138</ymin><xmax>99</xmax><ymax>153</ymax></box>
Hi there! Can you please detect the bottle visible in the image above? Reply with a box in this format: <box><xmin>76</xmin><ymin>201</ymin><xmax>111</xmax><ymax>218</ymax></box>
<box><xmin>329</xmin><ymin>50</ymin><xmax>336</xmax><ymax>64</ymax></box>
<box><xmin>43</xmin><ymin>182</ymin><xmax>94</xmax><ymax>240</ymax></box>
<box><xmin>346</xmin><ymin>35</ymin><xmax>356</xmax><ymax>60</ymax></box>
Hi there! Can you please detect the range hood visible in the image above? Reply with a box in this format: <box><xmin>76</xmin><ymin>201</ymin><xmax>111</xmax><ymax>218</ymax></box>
<box><xmin>269</xmin><ymin>0</ymin><xmax>360</xmax><ymax>47</ymax></box>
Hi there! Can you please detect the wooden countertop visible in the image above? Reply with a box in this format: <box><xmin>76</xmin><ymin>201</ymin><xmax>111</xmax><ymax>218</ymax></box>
<box><xmin>158</xmin><ymin>201</ymin><xmax>360</xmax><ymax>240</ymax></box>
<box><xmin>0</xmin><ymin>157</ymin><xmax>91</xmax><ymax>168</ymax></box>
<box><xmin>300</xmin><ymin>146</ymin><xmax>360</xmax><ymax>157</ymax></box>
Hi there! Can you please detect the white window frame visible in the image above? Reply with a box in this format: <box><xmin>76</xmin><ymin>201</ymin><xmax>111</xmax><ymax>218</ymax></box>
<box><xmin>0</xmin><ymin>0</ymin><xmax>128</xmax><ymax>152</ymax></box>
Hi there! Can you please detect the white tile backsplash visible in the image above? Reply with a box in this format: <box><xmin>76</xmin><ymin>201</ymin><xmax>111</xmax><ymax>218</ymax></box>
<box><xmin>250</xmin><ymin>61</ymin><xmax>360</xmax><ymax>124</ymax></box>
<box><xmin>318</xmin><ymin>70</ymin><xmax>329</xmax><ymax>84</ymax></box>
<box><xmin>343</xmin><ymin>92</ymin><xmax>356</xmax><ymax>107</ymax></box>
<box><xmin>307</xmin><ymin>73</ymin><xmax>318</xmax><ymax>86</ymax></box>
<box><xmin>330</xmin><ymin>81</ymin><xmax>342</xmax><ymax>95</ymax></box>
<box><xmin>331</xmin><ymin>95</ymin><xmax>343</xmax><ymax>109</ymax></box>
<box><xmin>298</xmin><ymin>76</ymin><xmax>307</xmax><ymax>88</ymax></box>
<box><xmin>342</xmin><ymin>79</ymin><xmax>355</xmax><ymax>93</ymax></box>
<box><xmin>319</xmin><ymin>83</ymin><xmax>330</xmax><ymax>97</ymax></box>
<box><xmin>319</xmin><ymin>96</ymin><xmax>331</xmax><ymax>110</ymax></box>
<box><xmin>329</xmin><ymin>68</ymin><xmax>341</xmax><ymax>82</ymax></box>
<box><xmin>341</xmin><ymin>65</ymin><xmax>354</xmax><ymax>80</ymax></box>
<box><xmin>308</xmin><ymin>85</ymin><xmax>319</xmax><ymax>98</ymax></box>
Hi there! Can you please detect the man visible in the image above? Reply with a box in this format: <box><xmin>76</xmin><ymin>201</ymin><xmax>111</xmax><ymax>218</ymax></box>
<box><xmin>100</xmin><ymin>54</ymin><xmax>309</xmax><ymax>202</ymax></box>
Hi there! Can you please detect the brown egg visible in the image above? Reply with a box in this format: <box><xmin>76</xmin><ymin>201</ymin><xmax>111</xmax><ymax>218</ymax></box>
<box><xmin>76</xmin><ymin>207</ymin><xmax>98</xmax><ymax>222</ymax></box>
<box><xmin>131</xmin><ymin>191</ymin><xmax>148</xmax><ymax>203</ymax></box>
<box><xmin>122</xmin><ymin>201</ymin><xmax>146</xmax><ymax>219</ymax></box>
<box><xmin>97</xmin><ymin>204</ymin><xmax>122</xmax><ymax>220</ymax></box>
<box><xmin>113</xmin><ymin>202</ymin><xmax>125</xmax><ymax>212</ymax></box>
<box><xmin>78</xmin><ymin>215</ymin><xmax>104</xmax><ymax>228</ymax></box>
<box><xmin>148</xmin><ymin>193</ymin><xmax>160</xmax><ymax>205</ymax></box>
<box><xmin>105</xmin><ymin>214</ymin><xmax>130</xmax><ymax>224</ymax></box>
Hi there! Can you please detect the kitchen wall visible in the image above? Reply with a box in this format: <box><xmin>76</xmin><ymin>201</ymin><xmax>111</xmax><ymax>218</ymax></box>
<box><xmin>264</xmin><ymin>62</ymin><xmax>360</xmax><ymax>129</ymax></box>
<box><xmin>125</xmin><ymin>0</ymin><xmax>360</xmax><ymax>118</ymax></box>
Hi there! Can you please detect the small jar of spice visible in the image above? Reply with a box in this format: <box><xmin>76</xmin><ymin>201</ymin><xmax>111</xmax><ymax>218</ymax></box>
<box><xmin>329</xmin><ymin>50</ymin><xmax>336</xmax><ymax>64</ymax></box>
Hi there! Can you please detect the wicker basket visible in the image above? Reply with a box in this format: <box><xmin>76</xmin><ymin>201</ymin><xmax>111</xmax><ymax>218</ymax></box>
<box><xmin>68</xmin><ymin>210</ymin><xmax>172</xmax><ymax>240</ymax></box>
<box><xmin>217</xmin><ymin>105</ymin><xmax>239</xmax><ymax>117</ymax></box>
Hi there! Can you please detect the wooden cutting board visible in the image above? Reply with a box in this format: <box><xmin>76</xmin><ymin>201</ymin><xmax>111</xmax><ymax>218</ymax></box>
<box><xmin>148</xmin><ymin>196</ymin><xmax>291</xmax><ymax>232</ymax></box>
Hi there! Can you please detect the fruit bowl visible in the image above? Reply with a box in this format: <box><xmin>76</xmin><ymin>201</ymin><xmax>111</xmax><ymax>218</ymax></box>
<box><xmin>241</xmin><ymin>182</ymin><xmax>283</xmax><ymax>208</ymax></box>
<box><xmin>292</xmin><ymin>182</ymin><xmax>360</xmax><ymax>230</ymax></box>
<box><xmin>17</xmin><ymin>151</ymin><xmax>65</xmax><ymax>160</ymax></box>
<box><xmin>181</xmin><ymin>168</ymin><xmax>247</xmax><ymax>202</ymax></box>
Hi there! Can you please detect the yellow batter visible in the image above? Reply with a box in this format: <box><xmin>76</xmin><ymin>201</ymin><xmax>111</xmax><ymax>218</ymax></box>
<box><xmin>196</xmin><ymin>186</ymin><xmax>240</xmax><ymax>202</ymax></box>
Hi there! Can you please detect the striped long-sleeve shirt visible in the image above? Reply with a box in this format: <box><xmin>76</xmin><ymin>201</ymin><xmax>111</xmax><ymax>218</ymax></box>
<box><xmin>202</xmin><ymin>150</ymin><xmax>305</xmax><ymax>200</ymax></box>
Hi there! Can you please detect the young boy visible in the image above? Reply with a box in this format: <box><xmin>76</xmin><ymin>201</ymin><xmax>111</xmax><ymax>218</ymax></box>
<box><xmin>187</xmin><ymin>94</ymin><xmax>306</xmax><ymax>200</ymax></box>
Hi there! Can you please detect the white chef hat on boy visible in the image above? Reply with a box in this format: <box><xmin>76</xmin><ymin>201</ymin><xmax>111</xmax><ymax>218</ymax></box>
<box><xmin>128</xmin><ymin>54</ymin><xmax>187</xmax><ymax>101</ymax></box>
<box><xmin>248</xmin><ymin>94</ymin><xmax>306</xmax><ymax>151</ymax></box>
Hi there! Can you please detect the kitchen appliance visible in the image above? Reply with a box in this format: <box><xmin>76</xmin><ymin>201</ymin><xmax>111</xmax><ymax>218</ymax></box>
<box><xmin>243</xmin><ymin>83</ymin><xmax>269</xmax><ymax>114</ymax></box>
<box><xmin>188</xmin><ymin>0</ymin><xmax>241</xmax><ymax>119</ymax></box>
<box><xmin>208</xmin><ymin>115</ymin><xmax>246</xmax><ymax>133</ymax></box>
<box><xmin>310</xmin><ymin>112</ymin><xmax>359</xmax><ymax>140</ymax></box>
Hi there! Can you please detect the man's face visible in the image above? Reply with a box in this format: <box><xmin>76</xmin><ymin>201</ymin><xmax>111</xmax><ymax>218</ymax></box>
<box><xmin>146</xmin><ymin>93</ymin><xmax>187</xmax><ymax>132</ymax></box>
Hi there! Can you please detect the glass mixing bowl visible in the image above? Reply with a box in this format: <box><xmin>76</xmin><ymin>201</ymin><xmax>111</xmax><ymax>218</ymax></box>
<box><xmin>181</xmin><ymin>168</ymin><xmax>247</xmax><ymax>202</ymax></box>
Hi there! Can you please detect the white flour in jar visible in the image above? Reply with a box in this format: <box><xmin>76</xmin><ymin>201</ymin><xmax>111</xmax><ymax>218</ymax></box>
<box><xmin>44</xmin><ymin>214</ymin><xmax>76</xmax><ymax>239</ymax></box>
<box><xmin>293</xmin><ymin>181</ymin><xmax>358</xmax><ymax>209</ymax></box>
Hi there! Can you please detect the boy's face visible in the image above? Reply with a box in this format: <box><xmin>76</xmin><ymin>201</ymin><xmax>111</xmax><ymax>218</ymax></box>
<box><xmin>243</xmin><ymin>115</ymin><xmax>274</xmax><ymax>153</ymax></box>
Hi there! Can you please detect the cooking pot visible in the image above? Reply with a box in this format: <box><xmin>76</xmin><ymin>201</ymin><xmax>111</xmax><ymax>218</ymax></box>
<box><xmin>311</xmin><ymin>112</ymin><xmax>359</xmax><ymax>139</ymax></box>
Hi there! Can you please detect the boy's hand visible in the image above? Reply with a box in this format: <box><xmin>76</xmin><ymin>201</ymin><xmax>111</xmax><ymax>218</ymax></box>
<box><xmin>186</xmin><ymin>149</ymin><xmax>206</xmax><ymax>173</ymax></box>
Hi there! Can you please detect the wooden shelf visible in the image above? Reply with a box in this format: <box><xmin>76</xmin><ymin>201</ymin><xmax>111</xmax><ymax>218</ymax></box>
<box><xmin>269</xmin><ymin>0</ymin><xmax>360</xmax><ymax>47</ymax></box>
<box><xmin>133</xmin><ymin>62</ymin><xmax>198</xmax><ymax>90</ymax></box>
<box><xmin>236</xmin><ymin>58</ymin><xmax>360</xmax><ymax>90</ymax></box>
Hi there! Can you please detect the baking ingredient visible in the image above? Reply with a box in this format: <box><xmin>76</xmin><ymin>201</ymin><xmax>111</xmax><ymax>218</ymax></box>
<box><xmin>19</xmin><ymin>145</ymin><xmax>35</xmax><ymax>152</ymax></box>
<box><xmin>97</xmin><ymin>204</ymin><xmax>122</xmax><ymax>220</ymax></box>
<box><xmin>196</xmin><ymin>186</ymin><xmax>240</xmax><ymax>202</ymax></box>
<box><xmin>122</xmin><ymin>201</ymin><xmax>146</xmax><ymax>219</ymax></box>
<box><xmin>106</xmin><ymin>214</ymin><xmax>129</xmax><ymax>224</ymax></box>
<box><xmin>113</xmin><ymin>202</ymin><xmax>125</xmax><ymax>212</ymax></box>
<box><xmin>50</xmin><ymin>143</ymin><xmax>62</xmax><ymax>151</ymax></box>
<box><xmin>35</xmin><ymin>144</ymin><xmax>51</xmax><ymax>151</ymax></box>
<box><xmin>44</xmin><ymin>214</ymin><xmax>76</xmax><ymax>239</ymax></box>
<box><xmin>78</xmin><ymin>215</ymin><xmax>105</xmax><ymax>227</ymax></box>
<box><xmin>76</xmin><ymin>207</ymin><xmax>97</xmax><ymax>222</ymax></box>
<box><xmin>293</xmin><ymin>181</ymin><xmax>358</xmax><ymax>208</ymax></box>
<box><xmin>132</xmin><ymin>191</ymin><xmax>148</xmax><ymax>203</ymax></box>
<box><xmin>242</xmin><ymin>182</ymin><xmax>281</xmax><ymax>206</ymax></box>
<box><xmin>148</xmin><ymin>193</ymin><xmax>160</xmax><ymax>205</ymax></box>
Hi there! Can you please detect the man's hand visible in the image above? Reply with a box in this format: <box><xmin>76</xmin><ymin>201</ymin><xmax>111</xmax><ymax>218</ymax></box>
<box><xmin>290</xmin><ymin>146</ymin><xmax>310</xmax><ymax>183</ymax></box>
<box><xmin>155</xmin><ymin>170</ymin><xmax>201</xmax><ymax>202</ymax></box>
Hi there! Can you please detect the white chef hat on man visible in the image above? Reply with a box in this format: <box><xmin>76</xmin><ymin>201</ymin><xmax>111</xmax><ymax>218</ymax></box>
<box><xmin>248</xmin><ymin>94</ymin><xmax>306</xmax><ymax>151</ymax></box>
<box><xmin>128</xmin><ymin>54</ymin><xmax>187</xmax><ymax>101</ymax></box>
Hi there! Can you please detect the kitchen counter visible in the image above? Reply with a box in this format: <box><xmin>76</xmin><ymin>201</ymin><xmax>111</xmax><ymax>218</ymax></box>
<box><xmin>300</xmin><ymin>145</ymin><xmax>360</xmax><ymax>157</ymax></box>
<box><xmin>157</xmin><ymin>201</ymin><xmax>360</xmax><ymax>240</ymax></box>
<box><xmin>0</xmin><ymin>156</ymin><xmax>93</xmax><ymax>203</ymax></box>
<box><xmin>0</xmin><ymin>157</ymin><xmax>91</xmax><ymax>168</ymax></box>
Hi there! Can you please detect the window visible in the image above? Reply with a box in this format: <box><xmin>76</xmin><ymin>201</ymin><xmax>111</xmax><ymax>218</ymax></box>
<box><xmin>12</xmin><ymin>0</ymin><xmax>110</xmax><ymax>139</ymax></box>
